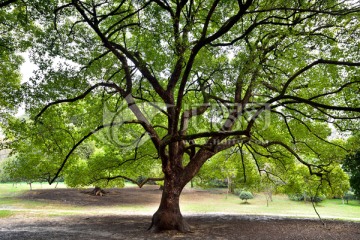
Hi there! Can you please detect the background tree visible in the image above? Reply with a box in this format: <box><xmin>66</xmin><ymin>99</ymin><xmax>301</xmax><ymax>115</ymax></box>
<box><xmin>2</xmin><ymin>0</ymin><xmax>360</xmax><ymax>233</ymax></box>
<box><xmin>343</xmin><ymin>150</ymin><xmax>360</xmax><ymax>198</ymax></box>
<box><xmin>2</xmin><ymin>116</ymin><xmax>71</xmax><ymax>186</ymax></box>
<box><xmin>0</xmin><ymin>0</ymin><xmax>23</xmax><ymax>116</ymax></box>
<box><xmin>285</xmin><ymin>164</ymin><xmax>349</xmax><ymax>202</ymax></box>
<box><xmin>195</xmin><ymin>149</ymin><xmax>237</xmax><ymax>190</ymax></box>
<box><xmin>0</xmin><ymin>0</ymin><xmax>37</xmax><ymax>115</ymax></box>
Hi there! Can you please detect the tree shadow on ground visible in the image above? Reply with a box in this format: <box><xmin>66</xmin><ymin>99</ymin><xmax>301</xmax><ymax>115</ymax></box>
<box><xmin>1</xmin><ymin>214</ymin><xmax>360</xmax><ymax>240</ymax></box>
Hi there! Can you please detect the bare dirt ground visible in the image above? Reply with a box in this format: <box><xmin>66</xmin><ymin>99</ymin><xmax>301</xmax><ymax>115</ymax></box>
<box><xmin>0</xmin><ymin>186</ymin><xmax>359</xmax><ymax>240</ymax></box>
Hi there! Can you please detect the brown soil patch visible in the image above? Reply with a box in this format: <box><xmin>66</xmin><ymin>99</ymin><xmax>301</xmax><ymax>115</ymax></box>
<box><xmin>19</xmin><ymin>186</ymin><xmax>163</xmax><ymax>206</ymax></box>
<box><xmin>1</xmin><ymin>214</ymin><xmax>359</xmax><ymax>240</ymax></box>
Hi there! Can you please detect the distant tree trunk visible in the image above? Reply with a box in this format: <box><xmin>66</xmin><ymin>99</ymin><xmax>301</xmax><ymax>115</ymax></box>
<box><xmin>265</xmin><ymin>188</ymin><xmax>273</xmax><ymax>202</ymax></box>
<box><xmin>91</xmin><ymin>186</ymin><xmax>106</xmax><ymax>196</ymax></box>
<box><xmin>149</xmin><ymin>174</ymin><xmax>191</xmax><ymax>232</ymax></box>
<box><xmin>265</xmin><ymin>192</ymin><xmax>272</xmax><ymax>207</ymax></box>
<box><xmin>264</xmin><ymin>192</ymin><xmax>268</xmax><ymax>206</ymax></box>
<box><xmin>227</xmin><ymin>176</ymin><xmax>231</xmax><ymax>195</ymax></box>
<box><xmin>28</xmin><ymin>182</ymin><xmax>32</xmax><ymax>190</ymax></box>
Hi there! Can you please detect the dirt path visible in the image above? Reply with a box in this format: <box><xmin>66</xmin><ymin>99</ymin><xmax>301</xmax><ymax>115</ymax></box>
<box><xmin>1</xmin><ymin>214</ymin><xmax>360</xmax><ymax>240</ymax></box>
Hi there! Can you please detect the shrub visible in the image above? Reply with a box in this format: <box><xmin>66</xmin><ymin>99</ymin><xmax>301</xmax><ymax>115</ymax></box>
<box><xmin>239</xmin><ymin>191</ymin><xmax>254</xmax><ymax>202</ymax></box>
<box><xmin>310</xmin><ymin>195</ymin><xmax>325</xmax><ymax>203</ymax></box>
<box><xmin>288</xmin><ymin>194</ymin><xmax>304</xmax><ymax>201</ymax></box>
<box><xmin>199</xmin><ymin>179</ymin><xmax>228</xmax><ymax>188</ymax></box>
<box><xmin>344</xmin><ymin>192</ymin><xmax>356</xmax><ymax>204</ymax></box>
<box><xmin>288</xmin><ymin>193</ymin><xmax>325</xmax><ymax>203</ymax></box>
<box><xmin>209</xmin><ymin>179</ymin><xmax>228</xmax><ymax>188</ymax></box>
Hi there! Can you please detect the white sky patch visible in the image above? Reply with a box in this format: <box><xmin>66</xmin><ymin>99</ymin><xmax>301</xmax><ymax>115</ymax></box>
<box><xmin>15</xmin><ymin>103</ymin><xmax>26</xmax><ymax>118</ymax></box>
<box><xmin>328</xmin><ymin>122</ymin><xmax>350</xmax><ymax>140</ymax></box>
<box><xmin>20</xmin><ymin>51</ymin><xmax>38</xmax><ymax>84</ymax></box>
<box><xmin>16</xmin><ymin>52</ymin><xmax>37</xmax><ymax>117</ymax></box>
<box><xmin>227</xmin><ymin>51</ymin><xmax>235</xmax><ymax>62</ymax></box>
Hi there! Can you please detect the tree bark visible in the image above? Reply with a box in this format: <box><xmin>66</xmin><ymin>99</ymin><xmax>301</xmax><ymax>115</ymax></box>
<box><xmin>148</xmin><ymin>176</ymin><xmax>191</xmax><ymax>232</ymax></box>
<box><xmin>148</xmin><ymin>140</ymin><xmax>213</xmax><ymax>232</ymax></box>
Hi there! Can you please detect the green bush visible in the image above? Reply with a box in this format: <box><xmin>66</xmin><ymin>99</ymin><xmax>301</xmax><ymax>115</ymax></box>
<box><xmin>239</xmin><ymin>191</ymin><xmax>254</xmax><ymax>202</ymax></box>
<box><xmin>288</xmin><ymin>194</ymin><xmax>304</xmax><ymax>201</ymax></box>
<box><xmin>197</xmin><ymin>179</ymin><xmax>228</xmax><ymax>189</ymax></box>
<box><xmin>310</xmin><ymin>195</ymin><xmax>325</xmax><ymax>203</ymax></box>
<box><xmin>288</xmin><ymin>193</ymin><xmax>325</xmax><ymax>203</ymax></box>
<box><xmin>344</xmin><ymin>192</ymin><xmax>356</xmax><ymax>204</ymax></box>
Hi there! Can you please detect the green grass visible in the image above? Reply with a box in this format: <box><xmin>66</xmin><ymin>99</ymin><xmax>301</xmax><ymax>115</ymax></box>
<box><xmin>0</xmin><ymin>182</ymin><xmax>79</xmax><ymax>214</ymax></box>
<box><xmin>0</xmin><ymin>210</ymin><xmax>14</xmax><ymax>218</ymax></box>
<box><xmin>0</xmin><ymin>183</ymin><xmax>359</xmax><ymax>221</ymax></box>
<box><xmin>180</xmin><ymin>190</ymin><xmax>360</xmax><ymax>221</ymax></box>
<box><xmin>0</xmin><ymin>182</ymin><xmax>67</xmax><ymax>194</ymax></box>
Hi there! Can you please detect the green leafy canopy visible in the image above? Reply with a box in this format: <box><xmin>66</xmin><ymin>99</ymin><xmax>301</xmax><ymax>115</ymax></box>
<box><xmin>1</xmin><ymin>0</ymin><xmax>359</xmax><ymax>193</ymax></box>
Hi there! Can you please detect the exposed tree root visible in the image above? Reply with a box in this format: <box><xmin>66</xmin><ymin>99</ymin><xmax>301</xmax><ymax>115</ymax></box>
<box><xmin>148</xmin><ymin>210</ymin><xmax>192</xmax><ymax>233</ymax></box>
<box><xmin>89</xmin><ymin>187</ymin><xmax>107</xmax><ymax>196</ymax></box>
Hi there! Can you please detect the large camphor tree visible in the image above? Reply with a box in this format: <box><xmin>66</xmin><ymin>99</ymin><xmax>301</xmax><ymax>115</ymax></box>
<box><xmin>2</xmin><ymin>0</ymin><xmax>360</xmax><ymax>232</ymax></box>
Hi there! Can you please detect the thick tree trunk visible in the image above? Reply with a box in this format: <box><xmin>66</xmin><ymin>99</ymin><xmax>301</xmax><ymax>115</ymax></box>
<box><xmin>148</xmin><ymin>141</ymin><xmax>213</xmax><ymax>232</ymax></box>
<box><xmin>148</xmin><ymin>178</ymin><xmax>191</xmax><ymax>232</ymax></box>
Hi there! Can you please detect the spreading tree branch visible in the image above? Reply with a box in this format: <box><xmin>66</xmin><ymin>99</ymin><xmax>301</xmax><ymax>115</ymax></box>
<box><xmin>280</xmin><ymin>59</ymin><xmax>360</xmax><ymax>96</ymax></box>
<box><xmin>254</xmin><ymin>140</ymin><xmax>329</xmax><ymax>177</ymax></box>
<box><xmin>35</xmin><ymin>82</ymin><xmax>125</xmax><ymax>121</ymax></box>
<box><xmin>99</xmin><ymin>175</ymin><xmax>164</xmax><ymax>188</ymax></box>
<box><xmin>48</xmin><ymin>123</ymin><xmax>110</xmax><ymax>184</ymax></box>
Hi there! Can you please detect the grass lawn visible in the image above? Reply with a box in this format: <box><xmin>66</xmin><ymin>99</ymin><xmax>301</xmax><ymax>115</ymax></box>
<box><xmin>0</xmin><ymin>210</ymin><xmax>13</xmax><ymax>218</ymax></box>
<box><xmin>0</xmin><ymin>183</ymin><xmax>359</xmax><ymax>221</ymax></box>
<box><xmin>0</xmin><ymin>182</ymin><xmax>75</xmax><ymax>210</ymax></box>
<box><xmin>180</xmin><ymin>190</ymin><xmax>360</xmax><ymax>220</ymax></box>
